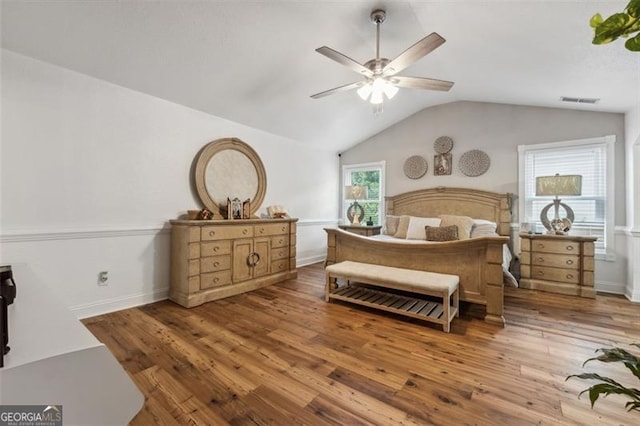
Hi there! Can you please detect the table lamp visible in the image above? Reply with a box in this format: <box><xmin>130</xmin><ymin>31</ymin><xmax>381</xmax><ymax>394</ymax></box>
<box><xmin>344</xmin><ymin>185</ymin><xmax>367</xmax><ymax>225</ymax></box>
<box><xmin>535</xmin><ymin>174</ymin><xmax>582</xmax><ymax>234</ymax></box>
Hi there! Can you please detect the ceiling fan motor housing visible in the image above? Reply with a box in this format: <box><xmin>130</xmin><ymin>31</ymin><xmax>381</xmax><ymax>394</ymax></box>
<box><xmin>370</xmin><ymin>9</ymin><xmax>386</xmax><ymax>24</ymax></box>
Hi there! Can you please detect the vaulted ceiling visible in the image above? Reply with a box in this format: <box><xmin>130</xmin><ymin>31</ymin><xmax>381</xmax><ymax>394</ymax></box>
<box><xmin>2</xmin><ymin>1</ymin><xmax>638</xmax><ymax>151</ymax></box>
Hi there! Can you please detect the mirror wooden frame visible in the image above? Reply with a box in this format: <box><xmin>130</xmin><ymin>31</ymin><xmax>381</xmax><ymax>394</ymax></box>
<box><xmin>194</xmin><ymin>138</ymin><xmax>267</xmax><ymax>219</ymax></box>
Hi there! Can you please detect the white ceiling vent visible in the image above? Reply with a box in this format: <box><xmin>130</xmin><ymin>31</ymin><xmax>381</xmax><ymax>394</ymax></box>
<box><xmin>560</xmin><ymin>96</ymin><xmax>600</xmax><ymax>104</ymax></box>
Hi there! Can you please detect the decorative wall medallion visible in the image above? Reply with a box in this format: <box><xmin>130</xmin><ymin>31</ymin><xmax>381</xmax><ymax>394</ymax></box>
<box><xmin>459</xmin><ymin>149</ymin><xmax>490</xmax><ymax>177</ymax></box>
<box><xmin>434</xmin><ymin>136</ymin><xmax>454</xmax><ymax>154</ymax></box>
<box><xmin>403</xmin><ymin>155</ymin><xmax>428</xmax><ymax>179</ymax></box>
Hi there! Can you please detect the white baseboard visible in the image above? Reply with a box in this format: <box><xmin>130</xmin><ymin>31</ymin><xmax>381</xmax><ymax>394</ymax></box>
<box><xmin>625</xmin><ymin>286</ymin><xmax>640</xmax><ymax>303</ymax></box>
<box><xmin>595</xmin><ymin>280</ymin><xmax>626</xmax><ymax>295</ymax></box>
<box><xmin>297</xmin><ymin>253</ymin><xmax>326</xmax><ymax>267</ymax></box>
<box><xmin>71</xmin><ymin>288</ymin><xmax>169</xmax><ymax>319</ymax></box>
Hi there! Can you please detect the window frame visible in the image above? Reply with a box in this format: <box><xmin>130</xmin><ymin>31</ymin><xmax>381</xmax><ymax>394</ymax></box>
<box><xmin>342</xmin><ymin>161</ymin><xmax>386</xmax><ymax>226</ymax></box>
<box><xmin>517</xmin><ymin>135</ymin><xmax>615</xmax><ymax>261</ymax></box>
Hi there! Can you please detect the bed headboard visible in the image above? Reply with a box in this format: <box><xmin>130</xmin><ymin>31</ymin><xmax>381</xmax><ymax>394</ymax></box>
<box><xmin>385</xmin><ymin>187</ymin><xmax>512</xmax><ymax>236</ymax></box>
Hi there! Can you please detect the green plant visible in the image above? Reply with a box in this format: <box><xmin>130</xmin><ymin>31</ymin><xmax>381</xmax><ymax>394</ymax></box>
<box><xmin>566</xmin><ymin>343</ymin><xmax>640</xmax><ymax>412</ymax></box>
<box><xmin>590</xmin><ymin>0</ymin><xmax>640</xmax><ymax>51</ymax></box>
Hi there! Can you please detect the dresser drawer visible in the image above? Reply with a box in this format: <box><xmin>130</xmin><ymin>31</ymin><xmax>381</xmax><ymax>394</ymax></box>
<box><xmin>530</xmin><ymin>239</ymin><xmax>580</xmax><ymax>255</ymax></box>
<box><xmin>201</xmin><ymin>226</ymin><xmax>253</xmax><ymax>241</ymax></box>
<box><xmin>200</xmin><ymin>270</ymin><xmax>232</xmax><ymax>290</ymax></box>
<box><xmin>531</xmin><ymin>266</ymin><xmax>579</xmax><ymax>284</ymax></box>
<box><xmin>271</xmin><ymin>259</ymin><xmax>289</xmax><ymax>274</ymax></box>
<box><xmin>200</xmin><ymin>255</ymin><xmax>231</xmax><ymax>273</ymax></box>
<box><xmin>201</xmin><ymin>241</ymin><xmax>232</xmax><ymax>257</ymax></box>
<box><xmin>271</xmin><ymin>247</ymin><xmax>289</xmax><ymax>260</ymax></box>
<box><xmin>271</xmin><ymin>235</ymin><xmax>288</xmax><ymax>248</ymax></box>
<box><xmin>531</xmin><ymin>254</ymin><xmax>579</xmax><ymax>270</ymax></box>
<box><xmin>255</xmin><ymin>223</ymin><xmax>289</xmax><ymax>237</ymax></box>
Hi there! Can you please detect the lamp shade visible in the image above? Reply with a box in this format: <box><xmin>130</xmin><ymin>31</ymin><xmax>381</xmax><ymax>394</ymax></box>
<box><xmin>536</xmin><ymin>174</ymin><xmax>582</xmax><ymax>197</ymax></box>
<box><xmin>344</xmin><ymin>185</ymin><xmax>367</xmax><ymax>200</ymax></box>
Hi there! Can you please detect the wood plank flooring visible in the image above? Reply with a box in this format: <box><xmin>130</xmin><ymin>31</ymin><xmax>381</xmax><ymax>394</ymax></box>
<box><xmin>83</xmin><ymin>263</ymin><xmax>640</xmax><ymax>425</ymax></box>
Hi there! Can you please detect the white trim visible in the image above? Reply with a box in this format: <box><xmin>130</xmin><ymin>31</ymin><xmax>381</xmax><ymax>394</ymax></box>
<box><xmin>341</xmin><ymin>161</ymin><xmax>386</xmax><ymax>224</ymax></box>
<box><xmin>1</xmin><ymin>219</ymin><xmax>340</xmax><ymax>242</ymax></box>
<box><xmin>297</xmin><ymin>254</ymin><xmax>326</xmax><ymax>267</ymax></box>
<box><xmin>1</xmin><ymin>224</ymin><xmax>170</xmax><ymax>243</ymax></box>
<box><xmin>71</xmin><ymin>288</ymin><xmax>169</xmax><ymax>319</ymax></box>
<box><xmin>297</xmin><ymin>219</ymin><xmax>340</xmax><ymax>227</ymax></box>
<box><xmin>595</xmin><ymin>280</ymin><xmax>626</xmax><ymax>295</ymax></box>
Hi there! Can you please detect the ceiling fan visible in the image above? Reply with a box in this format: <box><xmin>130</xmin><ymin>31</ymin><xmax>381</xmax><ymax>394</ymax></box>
<box><xmin>310</xmin><ymin>9</ymin><xmax>454</xmax><ymax>110</ymax></box>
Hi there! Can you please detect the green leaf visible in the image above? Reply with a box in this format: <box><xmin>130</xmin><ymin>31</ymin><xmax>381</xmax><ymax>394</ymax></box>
<box><xmin>627</xmin><ymin>0</ymin><xmax>640</xmax><ymax>18</ymax></box>
<box><xmin>593</xmin><ymin>13</ymin><xmax>633</xmax><ymax>44</ymax></box>
<box><xmin>626</xmin><ymin>32</ymin><xmax>640</xmax><ymax>50</ymax></box>
<box><xmin>590</xmin><ymin>13</ymin><xmax>603</xmax><ymax>29</ymax></box>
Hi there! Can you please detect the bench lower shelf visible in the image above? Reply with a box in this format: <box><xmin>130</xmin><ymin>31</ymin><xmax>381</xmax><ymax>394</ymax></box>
<box><xmin>328</xmin><ymin>284</ymin><xmax>458</xmax><ymax>328</ymax></box>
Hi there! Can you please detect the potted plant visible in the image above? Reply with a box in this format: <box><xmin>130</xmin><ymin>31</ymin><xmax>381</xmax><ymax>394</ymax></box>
<box><xmin>566</xmin><ymin>343</ymin><xmax>640</xmax><ymax>412</ymax></box>
<box><xmin>590</xmin><ymin>0</ymin><xmax>640</xmax><ymax>51</ymax></box>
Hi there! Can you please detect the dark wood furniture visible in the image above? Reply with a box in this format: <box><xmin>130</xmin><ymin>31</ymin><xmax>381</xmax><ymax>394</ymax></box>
<box><xmin>338</xmin><ymin>224</ymin><xmax>382</xmax><ymax>236</ymax></box>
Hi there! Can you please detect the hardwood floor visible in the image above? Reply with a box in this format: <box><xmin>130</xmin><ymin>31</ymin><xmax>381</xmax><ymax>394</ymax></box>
<box><xmin>83</xmin><ymin>263</ymin><xmax>640</xmax><ymax>425</ymax></box>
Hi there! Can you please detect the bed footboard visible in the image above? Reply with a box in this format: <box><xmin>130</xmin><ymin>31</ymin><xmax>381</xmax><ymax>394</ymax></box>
<box><xmin>325</xmin><ymin>228</ymin><xmax>508</xmax><ymax>326</ymax></box>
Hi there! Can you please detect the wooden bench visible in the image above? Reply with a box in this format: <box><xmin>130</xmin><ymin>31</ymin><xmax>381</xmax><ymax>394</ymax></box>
<box><xmin>325</xmin><ymin>261</ymin><xmax>459</xmax><ymax>332</ymax></box>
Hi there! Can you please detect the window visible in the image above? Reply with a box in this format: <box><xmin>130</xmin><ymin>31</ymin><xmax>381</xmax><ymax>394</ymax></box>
<box><xmin>518</xmin><ymin>135</ymin><xmax>615</xmax><ymax>259</ymax></box>
<box><xmin>342</xmin><ymin>161</ymin><xmax>385</xmax><ymax>225</ymax></box>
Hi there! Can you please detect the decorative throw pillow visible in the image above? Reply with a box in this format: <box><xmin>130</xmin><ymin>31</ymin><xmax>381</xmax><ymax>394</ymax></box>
<box><xmin>425</xmin><ymin>225</ymin><xmax>459</xmax><ymax>241</ymax></box>
<box><xmin>439</xmin><ymin>214</ymin><xmax>475</xmax><ymax>240</ymax></box>
<box><xmin>393</xmin><ymin>215</ymin><xmax>411</xmax><ymax>239</ymax></box>
<box><xmin>384</xmin><ymin>215</ymin><xmax>400</xmax><ymax>235</ymax></box>
<box><xmin>471</xmin><ymin>224</ymin><xmax>498</xmax><ymax>238</ymax></box>
<box><xmin>406</xmin><ymin>217</ymin><xmax>442</xmax><ymax>240</ymax></box>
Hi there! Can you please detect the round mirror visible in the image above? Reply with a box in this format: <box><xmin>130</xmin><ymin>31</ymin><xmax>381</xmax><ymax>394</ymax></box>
<box><xmin>194</xmin><ymin>138</ymin><xmax>266</xmax><ymax>218</ymax></box>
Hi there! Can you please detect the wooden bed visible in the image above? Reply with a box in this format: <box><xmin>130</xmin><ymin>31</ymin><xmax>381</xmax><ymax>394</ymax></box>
<box><xmin>325</xmin><ymin>187</ymin><xmax>512</xmax><ymax>325</ymax></box>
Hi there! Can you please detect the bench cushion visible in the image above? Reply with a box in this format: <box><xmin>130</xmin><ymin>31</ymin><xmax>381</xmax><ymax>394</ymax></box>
<box><xmin>325</xmin><ymin>261</ymin><xmax>459</xmax><ymax>295</ymax></box>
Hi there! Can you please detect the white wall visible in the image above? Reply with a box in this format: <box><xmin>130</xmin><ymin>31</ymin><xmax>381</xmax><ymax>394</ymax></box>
<box><xmin>625</xmin><ymin>105</ymin><xmax>640</xmax><ymax>301</ymax></box>
<box><xmin>341</xmin><ymin>101</ymin><xmax>629</xmax><ymax>294</ymax></box>
<box><xmin>0</xmin><ymin>50</ymin><xmax>339</xmax><ymax>317</ymax></box>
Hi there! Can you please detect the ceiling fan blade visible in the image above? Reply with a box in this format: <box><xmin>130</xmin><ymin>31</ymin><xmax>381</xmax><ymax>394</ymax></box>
<box><xmin>382</xmin><ymin>32</ymin><xmax>446</xmax><ymax>76</ymax></box>
<box><xmin>310</xmin><ymin>81</ymin><xmax>365</xmax><ymax>99</ymax></box>
<box><xmin>316</xmin><ymin>46</ymin><xmax>373</xmax><ymax>77</ymax></box>
<box><xmin>392</xmin><ymin>76</ymin><xmax>454</xmax><ymax>92</ymax></box>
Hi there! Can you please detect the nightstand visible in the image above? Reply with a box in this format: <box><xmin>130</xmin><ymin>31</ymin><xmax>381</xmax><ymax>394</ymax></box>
<box><xmin>338</xmin><ymin>224</ymin><xmax>382</xmax><ymax>237</ymax></box>
<box><xmin>519</xmin><ymin>233</ymin><xmax>597</xmax><ymax>298</ymax></box>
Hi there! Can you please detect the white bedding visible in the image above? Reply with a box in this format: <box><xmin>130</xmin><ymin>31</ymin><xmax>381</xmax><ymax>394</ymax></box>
<box><xmin>368</xmin><ymin>234</ymin><xmax>518</xmax><ymax>288</ymax></box>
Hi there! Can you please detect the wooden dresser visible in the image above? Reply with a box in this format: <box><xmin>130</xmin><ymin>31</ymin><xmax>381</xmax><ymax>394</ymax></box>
<box><xmin>519</xmin><ymin>233</ymin><xmax>597</xmax><ymax>298</ymax></box>
<box><xmin>169</xmin><ymin>218</ymin><xmax>297</xmax><ymax>307</ymax></box>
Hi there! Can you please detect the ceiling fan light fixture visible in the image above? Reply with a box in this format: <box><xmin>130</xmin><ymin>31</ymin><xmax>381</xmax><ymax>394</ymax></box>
<box><xmin>370</xmin><ymin>89</ymin><xmax>384</xmax><ymax>104</ymax></box>
<box><xmin>357</xmin><ymin>83</ymin><xmax>373</xmax><ymax>100</ymax></box>
<box><xmin>383</xmin><ymin>81</ymin><xmax>399</xmax><ymax>99</ymax></box>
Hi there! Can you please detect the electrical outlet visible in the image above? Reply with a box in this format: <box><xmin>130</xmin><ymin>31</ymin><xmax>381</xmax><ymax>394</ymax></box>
<box><xmin>98</xmin><ymin>271</ymin><xmax>109</xmax><ymax>286</ymax></box>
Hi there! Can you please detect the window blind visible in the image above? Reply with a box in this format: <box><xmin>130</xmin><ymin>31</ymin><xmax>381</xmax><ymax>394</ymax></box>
<box><xmin>522</xmin><ymin>143</ymin><xmax>608</xmax><ymax>253</ymax></box>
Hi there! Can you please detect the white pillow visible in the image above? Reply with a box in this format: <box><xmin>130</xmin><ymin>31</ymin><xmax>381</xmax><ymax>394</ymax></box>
<box><xmin>406</xmin><ymin>217</ymin><xmax>441</xmax><ymax>240</ymax></box>
<box><xmin>471</xmin><ymin>219</ymin><xmax>498</xmax><ymax>238</ymax></box>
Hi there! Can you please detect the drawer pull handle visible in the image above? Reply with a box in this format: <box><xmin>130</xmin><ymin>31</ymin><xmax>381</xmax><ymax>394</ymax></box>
<box><xmin>537</xmin><ymin>271</ymin><xmax>544</xmax><ymax>276</ymax></box>
<box><xmin>281</xmin><ymin>226</ymin><xmax>286</xmax><ymax>232</ymax></box>
<box><xmin>538</xmin><ymin>257</ymin><xmax>544</xmax><ymax>263</ymax></box>
<box><xmin>213</xmin><ymin>246</ymin><xmax>219</xmax><ymax>252</ymax></box>
<box><xmin>243</xmin><ymin>229</ymin><xmax>248</xmax><ymax>235</ymax></box>
<box><xmin>566</xmin><ymin>274</ymin><xmax>574</xmax><ymax>279</ymax></box>
<box><xmin>213</xmin><ymin>262</ymin><xmax>219</xmax><ymax>267</ymax></box>
<box><xmin>566</xmin><ymin>259</ymin><xmax>574</xmax><ymax>265</ymax></box>
<box><xmin>213</xmin><ymin>277</ymin><xmax>219</xmax><ymax>283</ymax></box>
<box><xmin>537</xmin><ymin>244</ymin><xmax>544</xmax><ymax>249</ymax></box>
<box><xmin>247</xmin><ymin>252</ymin><xmax>261</xmax><ymax>267</ymax></box>
<box><xmin>566</xmin><ymin>245</ymin><xmax>574</xmax><ymax>251</ymax></box>
<box><xmin>209</xmin><ymin>231</ymin><xmax>216</xmax><ymax>237</ymax></box>
<box><xmin>259</xmin><ymin>229</ymin><xmax>264</xmax><ymax>234</ymax></box>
